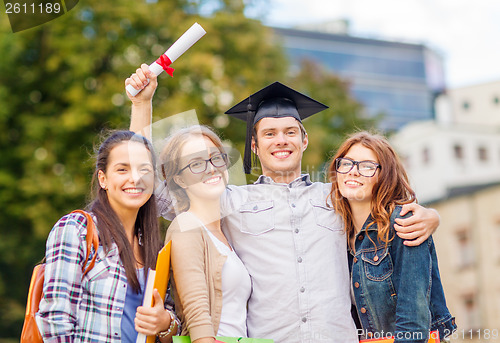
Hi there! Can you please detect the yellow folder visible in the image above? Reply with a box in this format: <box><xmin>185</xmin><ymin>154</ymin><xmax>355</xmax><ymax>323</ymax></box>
<box><xmin>144</xmin><ymin>240</ymin><xmax>172</xmax><ymax>343</ymax></box>
<box><xmin>151</xmin><ymin>240</ymin><xmax>172</xmax><ymax>306</ymax></box>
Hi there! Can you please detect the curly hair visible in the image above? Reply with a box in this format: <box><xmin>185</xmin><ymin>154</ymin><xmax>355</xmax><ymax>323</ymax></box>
<box><xmin>328</xmin><ymin>131</ymin><xmax>416</xmax><ymax>250</ymax></box>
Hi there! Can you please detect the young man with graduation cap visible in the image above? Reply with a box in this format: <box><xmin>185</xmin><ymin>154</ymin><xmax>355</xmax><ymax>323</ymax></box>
<box><xmin>126</xmin><ymin>65</ymin><xmax>440</xmax><ymax>343</ymax></box>
<box><xmin>225</xmin><ymin>81</ymin><xmax>326</xmax><ymax>180</ymax></box>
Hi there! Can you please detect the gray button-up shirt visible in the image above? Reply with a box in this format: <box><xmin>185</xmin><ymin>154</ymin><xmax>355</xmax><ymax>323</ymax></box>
<box><xmin>157</xmin><ymin>174</ymin><xmax>357</xmax><ymax>343</ymax></box>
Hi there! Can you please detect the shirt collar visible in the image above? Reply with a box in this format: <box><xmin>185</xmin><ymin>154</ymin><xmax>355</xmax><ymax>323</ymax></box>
<box><xmin>361</xmin><ymin>214</ymin><xmax>378</xmax><ymax>232</ymax></box>
<box><xmin>254</xmin><ymin>173</ymin><xmax>312</xmax><ymax>187</ymax></box>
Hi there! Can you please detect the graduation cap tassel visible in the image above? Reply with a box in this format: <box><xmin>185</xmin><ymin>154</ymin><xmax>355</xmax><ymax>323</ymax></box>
<box><xmin>243</xmin><ymin>101</ymin><xmax>253</xmax><ymax>174</ymax></box>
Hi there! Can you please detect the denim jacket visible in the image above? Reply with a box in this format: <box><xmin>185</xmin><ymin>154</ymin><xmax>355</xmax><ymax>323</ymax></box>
<box><xmin>348</xmin><ymin>206</ymin><xmax>456</xmax><ymax>343</ymax></box>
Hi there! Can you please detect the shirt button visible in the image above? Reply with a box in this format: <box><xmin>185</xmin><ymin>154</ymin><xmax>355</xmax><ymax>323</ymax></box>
<box><xmin>358</xmin><ymin>235</ymin><xmax>364</xmax><ymax>241</ymax></box>
<box><xmin>295</xmin><ymin>228</ymin><xmax>299</xmax><ymax>233</ymax></box>
<box><xmin>360</xmin><ymin>307</ymin><xmax>367</xmax><ymax>314</ymax></box>
<box><xmin>291</xmin><ymin>203</ymin><xmax>296</xmax><ymax>208</ymax></box>
<box><xmin>302</xmin><ymin>317</ymin><xmax>307</xmax><ymax>323</ymax></box>
<box><xmin>297</xmin><ymin>257</ymin><xmax>303</xmax><ymax>263</ymax></box>
<box><xmin>253</xmin><ymin>205</ymin><xmax>258</xmax><ymax>210</ymax></box>
<box><xmin>353</xmin><ymin>257</ymin><xmax>358</xmax><ymax>263</ymax></box>
<box><xmin>373</xmin><ymin>255</ymin><xmax>379</xmax><ymax>262</ymax></box>
<box><xmin>354</xmin><ymin>282</ymin><xmax>360</xmax><ymax>288</ymax></box>
<box><xmin>114</xmin><ymin>332</ymin><xmax>119</xmax><ymax>336</ymax></box>
<box><xmin>300</xmin><ymin>287</ymin><xmax>305</xmax><ymax>293</ymax></box>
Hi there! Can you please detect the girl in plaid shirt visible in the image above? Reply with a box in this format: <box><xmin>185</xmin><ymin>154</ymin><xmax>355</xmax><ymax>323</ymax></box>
<box><xmin>36</xmin><ymin>131</ymin><xmax>178</xmax><ymax>342</ymax></box>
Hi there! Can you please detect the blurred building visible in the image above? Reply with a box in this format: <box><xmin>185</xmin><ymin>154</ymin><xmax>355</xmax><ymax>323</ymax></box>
<box><xmin>272</xmin><ymin>21</ymin><xmax>446</xmax><ymax>131</ymax></box>
<box><xmin>447</xmin><ymin>80</ymin><xmax>500</xmax><ymax>127</ymax></box>
<box><xmin>391</xmin><ymin>80</ymin><xmax>500</xmax><ymax>204</ymax></box>
<box><xmin>429</xmin><ymin>183</ymin><xmax>500</xmax><ymax>342</ymax></box>
<box><xmin>392</xmin><ymin>80</ymin><xmax>500</xmax><ymax>341</ymax></box>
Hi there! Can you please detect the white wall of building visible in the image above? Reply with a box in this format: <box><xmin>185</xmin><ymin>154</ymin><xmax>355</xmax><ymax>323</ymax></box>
<box><xmin>448</xmin><ymin>80</ymin><xmax>500</xmax><ymax>126</ymax></box>
<box><xmin>391</xmin><ymin>121</ymin><xmax>500</xmax><ymax>203</ymax></box>
<box><xmin>391</xmin><ymin>79</ymin><xmax>500</xmax><ymax>203</ymax></box>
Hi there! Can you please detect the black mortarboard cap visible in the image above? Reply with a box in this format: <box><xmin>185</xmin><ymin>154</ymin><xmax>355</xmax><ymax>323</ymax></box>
<box><xmin>225</xmin><ymin>82</ymin><xmax>328</xmax><ymax>174</ymax></box>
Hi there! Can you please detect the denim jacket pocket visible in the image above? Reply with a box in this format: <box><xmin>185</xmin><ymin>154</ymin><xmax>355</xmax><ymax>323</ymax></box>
<box><xmin>239</xmin><ymin>200</ymin><xmax>275</xmax><ymax>235</ymax></box>
<box><xmin>362</xmin><ymin>249</ymin><xmax>393</xmax><ymax>281</ymax></box>
<box><xmin>310</xmin><ymin>199</ymin><xmax>342</xmax><ymax>231</ymax></box>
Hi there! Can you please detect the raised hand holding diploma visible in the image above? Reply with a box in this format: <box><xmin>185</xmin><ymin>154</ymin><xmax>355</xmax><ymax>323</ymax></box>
<box><xmin>126</xmin><ymin>22</ymin><xmax>206</xmax><ymax>97</ymax></box>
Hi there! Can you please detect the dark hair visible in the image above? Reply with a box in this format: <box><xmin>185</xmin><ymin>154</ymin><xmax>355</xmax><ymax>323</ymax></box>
<box><xmin>328</xmin><ymin>131</ymin><xmax>416</xmax><ymax>250</ymax></box>
<box><xmin>88</xmin><ymin>130</ymin><xmax>162</xmax><ymax>293</ymax></box>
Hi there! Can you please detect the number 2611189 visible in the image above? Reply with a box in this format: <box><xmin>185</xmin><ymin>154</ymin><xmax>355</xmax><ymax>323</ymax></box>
<box><xmin>5</xmin><ymin>2</ymin><xmax>61</xmax><ymax>14</ymax></box>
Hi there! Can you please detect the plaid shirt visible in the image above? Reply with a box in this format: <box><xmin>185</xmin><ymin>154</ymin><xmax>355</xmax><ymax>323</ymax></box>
<box><xmin>36</xmin><ymin>212</ymin><xmax>178</xmax><ymax>343</ymax></box>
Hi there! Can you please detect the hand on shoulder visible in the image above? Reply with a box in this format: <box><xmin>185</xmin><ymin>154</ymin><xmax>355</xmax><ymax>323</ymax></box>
<box><xmin>394</xmin><ymin>203</ymin><xmax>439</xmax><ymax>246</ymax></box>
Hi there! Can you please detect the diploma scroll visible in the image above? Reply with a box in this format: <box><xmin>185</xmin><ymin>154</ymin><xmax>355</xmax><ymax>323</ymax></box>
<box><xmin>126</xmin><ymin>22</ymin><xmax>206</xmax><ymax>96</ymax></box>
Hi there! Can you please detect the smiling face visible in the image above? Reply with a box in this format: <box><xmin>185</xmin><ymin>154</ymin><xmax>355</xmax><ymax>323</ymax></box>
<box><xmin>337</xmin><ymin>143</ymin><xmax>380</xmax><ymax>205</ymax></box>
<box><xmin>252</xmin><ymin>116</ymin><xmax>308</xmax><ymax>183</ymax></box>
<box><xmin>174</xmin><ymin>135</ymin><xmax>228</xmax><ymax>204</ymax></box>
<box><xmin>98</xmin><ymin>141</ymin><xmax>155</xmax><ymax>216</ymax></box>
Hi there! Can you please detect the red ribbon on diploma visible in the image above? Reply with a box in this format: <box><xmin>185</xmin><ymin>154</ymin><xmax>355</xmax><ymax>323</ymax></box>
<box><xmin>156</xmin><ymin>55</ymin><xmax>175</xmax><ymax>77</ymax></box>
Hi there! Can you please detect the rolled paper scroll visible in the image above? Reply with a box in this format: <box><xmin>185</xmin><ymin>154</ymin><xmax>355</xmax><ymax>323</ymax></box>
<box><xmin>126</xmin><ymin>22</ymin><xmax>206</xmax><ymax>96</ymax></box>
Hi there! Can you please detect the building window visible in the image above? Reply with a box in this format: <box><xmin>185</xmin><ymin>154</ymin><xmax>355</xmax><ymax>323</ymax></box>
<box><xmin>462</xmin><ymin>101</ymin><xmax>470</xmax><ymax>110</ymax></box>
<box><xmin>456</xmin><ymin>228</ymin><xmax>474</xmax><ymax>269</ymax></box>
<box><xmin>453</xmin><ymin>144</ymin><xmax>464</xmax><ymax>160</ymax></box>
<box><xmin>478</xmin><ymin>147</ymin><xmax>488</xmax><ymax>161</ymax></box>
<box><xmin>462</xmin><ymin>293</ymin><xmax>481</xmax><ymax>330</ymax></box>
<box><xmin>422</xmin><ymin>147</ymin><xmax>430</xmax><ymax>165</ymax></box>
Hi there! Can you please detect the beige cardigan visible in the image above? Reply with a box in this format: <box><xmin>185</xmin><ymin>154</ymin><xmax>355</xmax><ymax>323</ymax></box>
<box><xmin>165</xmin><ymin>213</ymin><xmax>227</xmax><ymax>342</ymax></box>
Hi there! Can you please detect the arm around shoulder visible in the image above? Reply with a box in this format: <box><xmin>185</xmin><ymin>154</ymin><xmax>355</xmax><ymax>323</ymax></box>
<box><xmin>394</xmin><ymin>203</ymin><xmax>440</xmax><ymax>246</ymax></box>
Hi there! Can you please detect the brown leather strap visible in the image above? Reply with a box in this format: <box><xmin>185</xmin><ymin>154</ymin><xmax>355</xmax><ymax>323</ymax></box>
<box><xmin>70</xmin><ymin>210</ymin><xmax>99</xmax><ymax>278</ymax></box>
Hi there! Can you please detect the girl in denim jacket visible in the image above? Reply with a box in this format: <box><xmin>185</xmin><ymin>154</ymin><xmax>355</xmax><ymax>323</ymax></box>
<box><xmin>328</xmin><ymin>132</ymin><xmax>456</xmax><ymax>343</ymax></box>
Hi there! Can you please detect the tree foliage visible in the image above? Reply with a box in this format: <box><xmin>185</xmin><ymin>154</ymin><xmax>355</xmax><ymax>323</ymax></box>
<box><xmin>0</xmin><ymin>0</ymin><xmax>372</xmax><ymax>339</ymax></box>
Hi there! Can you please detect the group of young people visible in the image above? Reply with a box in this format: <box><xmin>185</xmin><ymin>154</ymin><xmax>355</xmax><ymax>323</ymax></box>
<box><xmin>35</xmin><ymin>63</ymin><xmax>456</xmax><ymax>343</ymax></box>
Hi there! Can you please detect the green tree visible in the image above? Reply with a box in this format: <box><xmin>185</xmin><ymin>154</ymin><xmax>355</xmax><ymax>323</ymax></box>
<box><xmin>0</xmin><ymin>0</ymin><xmax>372</xmax><ymax>340</ymax></box>
<box><xmin>0</xmin><ymin>0</ymin><xmax>285</xmax><ymax>339</ymax></box>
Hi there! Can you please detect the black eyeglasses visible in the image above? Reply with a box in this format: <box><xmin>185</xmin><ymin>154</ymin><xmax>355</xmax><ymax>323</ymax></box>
<box><xmin>178</xmin><ymin>153</ymin><xmax>228</xmax><ymax>174</ymax></box>
<box><xmin>335</xmin><ymin>157</ymin><xmax>380</xmax><ymax>177</ymax></box>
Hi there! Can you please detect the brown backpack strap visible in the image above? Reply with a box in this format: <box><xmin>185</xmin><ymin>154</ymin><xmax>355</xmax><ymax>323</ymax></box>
<box><xmin>70</xmin><ymin>210</ymin><xmax>99</xmax><ymax>278</ymax></box>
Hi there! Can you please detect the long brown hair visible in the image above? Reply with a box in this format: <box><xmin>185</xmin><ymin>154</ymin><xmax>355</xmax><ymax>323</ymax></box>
<box><xmin>159</xmin><ymin>125</ymin><xmax>227</xmax><ymax>213</ymax></box>
<box><xmin>328</xmin><ymin>131</ymin><xmax>416</xmax><ymax>249</ymax></box>
<box><xmin>88</xmin><ymin>130</ymin><xmax>162</xmax><ymax>293</ymax></box>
